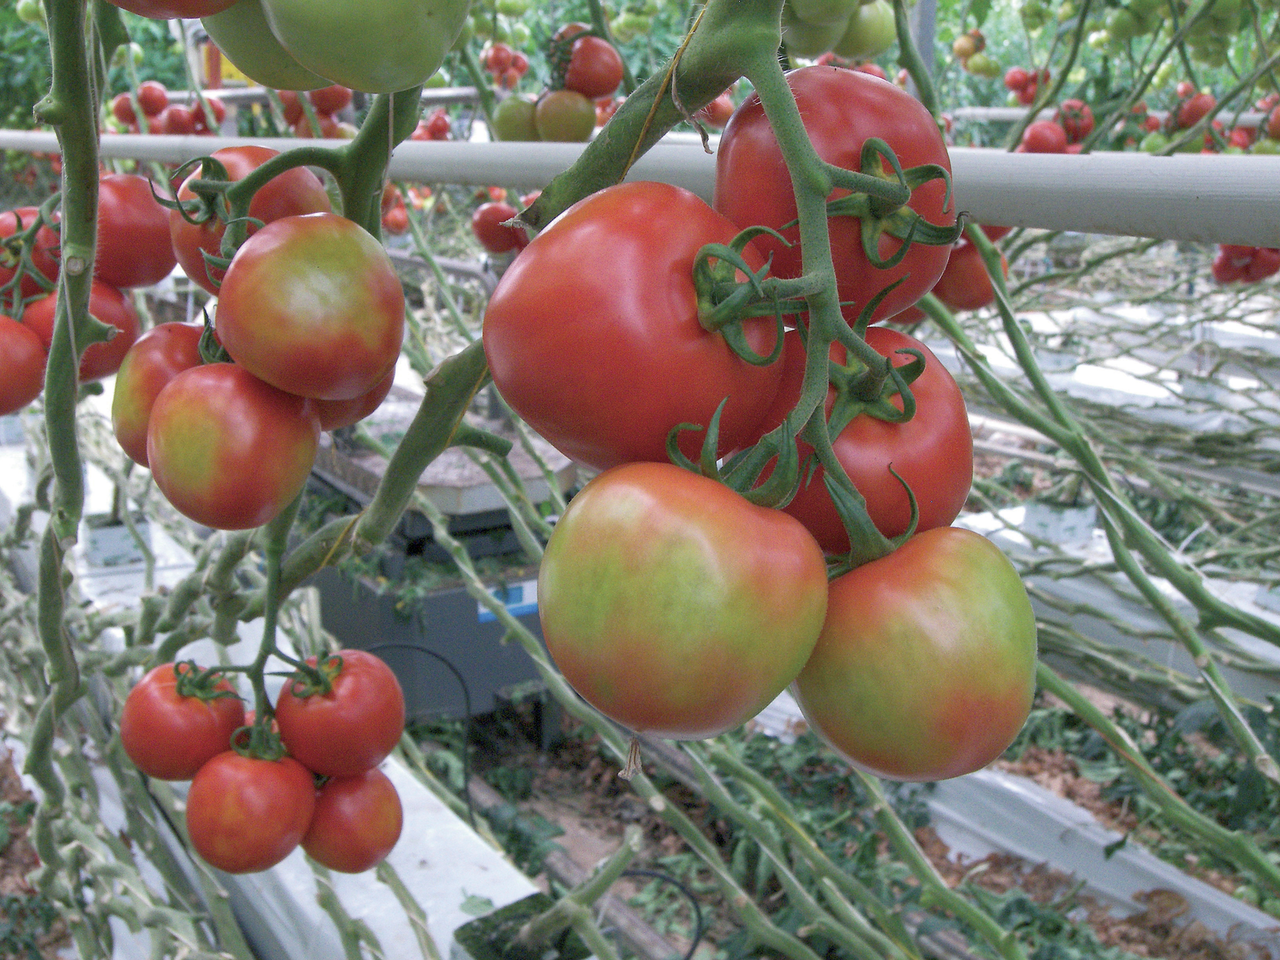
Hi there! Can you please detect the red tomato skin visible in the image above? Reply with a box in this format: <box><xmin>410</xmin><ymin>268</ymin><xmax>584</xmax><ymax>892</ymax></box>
<box><xmin>274</xmin><ymin>650</ymin><xmax>406</xmax><ymax>778</ymax></box>
<box><xmin>106</xmin><ymin>0</ymin><xmax>237</xmax><ymax>18</ymax></box>
<box><xmin>302</xmin><ymin>769</ymin><xmax>403</xmax><ymax>873</ymax></box>
<box><xmin>470</xmin><ymin>201</ymin><xmax>527</xmax><ymax>254</ymax></box>
<box><xmin>22</xmin><ymin>281</ymin><xmax>141</xmax><ymax>383</ymax></box>
<box><xmin>793</xmin><ymin>526</ymin><xmax>1038</xmax><ymax>781</ymax></box>
<box><xmin>0</xmin><ymin>207</ymin><xmax>60</xmax><ymax>302</ymax></box>
<box><xmin>539</xmin><ymin>462</ymin><xmax>829</xmax><ymax>740</ymax></box>
<box><xmin>483</xmin><ymin>181</ymin><xmax>784</xmax><ymax>471</ymax></box>
<box><xmin>96</xmin><ymin>174</ymin><xmax>179</xmax><ymax>289</ymax></box>
<box><xmin>146</xmin><ymin>363</ymin><xmax>320</xmax><ymax>530</ymax></box>
<box><xmin>563</xmin><ymin>36</ymin><xmax>625</xmax><ymax>100</ymax></box>
<box><xmin>749</xmin><ymin>326</ymin><xmax>972</xmax><ymax>551</ymax></box>
<box><xmin>931</xmin><ymin>238</ymin><xmax>1007</xmax><ymax>312</ymax></box>
<box><xmin>714</xmin><ymin>65</ymin><xmax>955</xmax><ymax>325</ymax></box>
<box><xmin>119</xmin><ymin>663</ymin><xmax>246</xmax><ymax>781</ymax></box>
<box><xmin>0</xmin><ymin>315</ymin><xmax>47</xmax><ymax>415</ymax></box>
<box><xmin>185</xmin><ymin>752</ymin><xmax>317</xmax><ymax>874</ymax></box>
<box><xmin>169</xmin><ymin>145</ymin><xmax>333</xmax><ymax>296</ymax></box>
<box><xmin>1020</xmin><ymin>120</ymin><xmax>1069</xmax><ymax>153</ymax></box>
<box><xmin>215</xmin><ymin>213</ymin><xmax>405</xmax><ymax>402</ymax></box>
<box><xmin>136</xmin><ymin>81</ymin><xmax>169</xmax><ymax>117</ymax></box>
<box><xmin>308</xmin><ymin>85</ymin><xmax>353</xmax><ymax>114</ymax></box>
<box><xmin>110</xmin><ymin>322</ymin><xmax>204</xmax><ymax>467</ymax></box>
<box><xmin>313</xmin><ymin>366</ymin><xmax>396</xmax><ymax>432</ymax></box>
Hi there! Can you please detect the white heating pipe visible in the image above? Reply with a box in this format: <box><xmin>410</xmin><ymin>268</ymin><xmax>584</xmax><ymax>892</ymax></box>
<box><xmin>0</xmin><ymin>129</ymin><xmax>1276</xmax><ymax>246</ymax></box>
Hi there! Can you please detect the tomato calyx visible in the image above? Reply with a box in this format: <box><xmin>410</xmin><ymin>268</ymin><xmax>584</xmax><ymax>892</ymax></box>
<box><xmin>827</xmin><ymin>344</ymin><xmax>925</xmax><ymax>433</ymax></box>
<box><xmin>822</xmin><ymin>138</ymin><xmax>961</xmax><ymax>270</ymax></box>
<box><xmin>667</xmin><ymin>399</ymin><xmax>804</xmax><ymax>509</ymax></box>
<box><xmin>171</xmin><ymin>660</ymin><xmax>242</xmax><ymax>703</ymax></box>
<box><xmin>282</xmin><ymin>652</ymin><xmax>342</xmax><ymax>699</ymax></box>
<box><xmin>692</xmin><ymin>226</ymin><xmax>789</xmax><ymax>366</ymax></box>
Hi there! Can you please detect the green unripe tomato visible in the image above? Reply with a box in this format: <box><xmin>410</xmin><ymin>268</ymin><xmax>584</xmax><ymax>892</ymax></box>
<box><xmin>203</xmin><ymin>0</ymin><xmax>328</xmax><ymax>91</ymax></box>
<box><xmin>965</xmin><ymin>51</ymin><xmax>1000</xmax><ymax>77</ymax></box>
<box><xmin>787</xmin><ymin>0</ymin><xmax>858</xmax><ymax>26</ymax></box>
<box><xmin>16</xmin><ymin>0</ymin><xmax>45</xmax><ymax>25</ymax></box>
<box><xmin>782</xmin><ymin>5</ymin><xmax>849</xmax><ymax>57</ymax></box>
<box><xmin>1139</xmin><ymin>130</ymin><xmax>1169</xmax><ymax>153</ymax></box>
<box><xmin>491</xmin><ymin>95</ymin><xmax>539</xmax><ymax>141</ymax></box>
<box><xmin>832</xmin><ymin>0</ymin><xmax>895</xmax><ymax>58</ymax></box>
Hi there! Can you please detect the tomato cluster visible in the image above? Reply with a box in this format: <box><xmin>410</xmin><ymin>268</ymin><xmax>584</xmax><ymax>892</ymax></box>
<box><xmin>480</xmin><ymin>41</ymin><xmax>531</xmax><ymax>90</ymax></box>
<box><xmin>276</xmin><ymin>85</ymin><xmax>355</xmax><ymax>139</ymax></box>
<box><xmin>120</xmin><ymin>653</ymin><xmax>405</xmax><ymax>875</ymax></box>
<box><xmin>491</xmin><ymin>24</ymin><xmax>625</xmax><ymax>143</ymax></box>
<box><xmin>0</xmin><ymin>172</ymin><xmax>184</xmax><ymax>415</ymax></box>
<box><xmin>1211</xmin><ymin>245</ymin><xmax>1280</xmax><ymax>285</ymax></box>
<box><xmin>484</xmin><ymin>64</ymin><xmax>1036</xmax><ymax>781</ymax></box>
<box><xmin>1003</xmin><ymin>66</ymin><xmax>1050</xmax><ymax>106</ymax></box>
<box><xmin>107</xmin><ymin>80</ymin><xmax>227</xmax><ymax>136</ymax></box>
<box><xmin>114</xmin><ymin>208</ymin><xmax>403</xmax><ymax>531</ymax></box>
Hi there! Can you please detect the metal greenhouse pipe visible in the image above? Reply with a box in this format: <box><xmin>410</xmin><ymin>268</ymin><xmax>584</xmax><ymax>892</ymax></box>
<box><xmin>0</xmin><ymin>129</ymin><xmax>1276</xmax><ymax>246</ymax></box>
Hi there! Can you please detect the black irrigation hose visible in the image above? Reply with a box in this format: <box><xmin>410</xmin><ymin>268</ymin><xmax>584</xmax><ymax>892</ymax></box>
<box><xmin>619</xmin><ymin>868</ymin><xmax>706</xmax><ymax>960</ymax></box>
<box><xmin>364</xmin><ymin>640</ymin><xmax>478</xmax><ymax>831</ymax></box>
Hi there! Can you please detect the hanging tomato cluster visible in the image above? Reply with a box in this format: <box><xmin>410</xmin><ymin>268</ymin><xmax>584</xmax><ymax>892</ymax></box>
<box><xmin>115</xmin><ymin>208</ymin><xmax>403</xmax><ymax>531</ymax></box>
<box><xmin>107</xmin><ymin>79</ymin><xmax>227</xmax><ymax>135</ymax></box>
<box><xmin>120</xmin><ymin>653</ymin><xmax>406</xmax><ymax>875</ymax></box>
<box><xmin>0</xmin><ymin>171</ymin><xmax>180</xmax><ymax>415</ymax></box>
<box><xmin>1211</xmin><ymin>244</ymin><xmax>1280</xmax><ymax>284</ymax></box>
<box><xmin>483</xmin><ymin>65</ymin><xmax>1038</xmax><ymax>782</ymax></box>
<box><xmin>490</xmin><ymin>23</ymin><xmax>625</xmax><ymax>143</ymax></box>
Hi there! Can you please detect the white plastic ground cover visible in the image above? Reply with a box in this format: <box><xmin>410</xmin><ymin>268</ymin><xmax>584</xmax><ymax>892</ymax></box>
<box><xmin>0</xmin><ymin>426</ymin><xmax>541</xmax><ymax>960</ymax></box>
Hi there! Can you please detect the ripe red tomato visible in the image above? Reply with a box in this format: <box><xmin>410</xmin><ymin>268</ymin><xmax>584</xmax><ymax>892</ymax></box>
<box><xmin>302</xmin><ymin>769</ymin><xmax>403</xmax><ymax>873</ymax></box>
<box><xmin>0</xmin><ymin>206</ymin><xmax>60</xmax><ymax>302</ymax></box>
<box><xmin>215</xmin><ymin>212</ymin><xmax>404</xmax><ymax>402</ymax></box>
<box><xmin>482</xmin><ymin>42</ymin><xmax>515</xmax><ymax>74</ymax></box>
<box><xmin>748</xmin><ymin>326</ymin><xmax>972</xmax><ymax>552</ymax></box>
<box><xmin>146</xmin><ymin>363</ymin><xmax>320</xmax><ymax>530</ymax></box>
<box><xmin>563</xmin><ymin>35</ymin><xmax>624</xmax><ymax>100</ymax></box>
<box><xmin>111</xmin><ymin>322</ymin><xmax>204</xmax><ymax>467</ymax></box>
<box><xmin>312</xmin><ymin>366</ymin><xmax>395</xmax><ymax>432</ymax></box>
<box><xmin>157</xmin><ymin>104</ymin><xmax>197</xmax><ymax>135</ymax></box>
<box><xmin>1055</xmin><ymin>98</ymin><xmax>1094</xmax><ymax>143</ymax></box>
<box><xmin>534</xmin><ymin>89</ymin><xmax>596</xmax><ymax>142</ymax></box>
<box><xmin>539</xmin><ymin>461</ymin><xmax>829</xmax><ymax>739</ymax></box>
<box><xmin>694</xmin><ymin>90</ymin><xmax>735</xmax><ymax>129</ymax></box>
<box><xmin>191</xmin><ymin>95</ymin><xmax>227</xmax><ymax>134</ymax></box>
<box><xmin>1003</xmin><ymin>66</ymin><xmax>1030</xmax><ymax>91</ymax></box>
<box><xmin>792</xmin><ymin>526</ymin><xmax>1038</xmax><ymax>781</ymax></box>
<box><xmin>0</xmin><ymin>315</ymin><xmax>47</xmax><ymax>416</ymax></box>
<box><xmin>931</xmin><ymin>238</ymin><xmax>1007</xmax><ymax>312</ymax></box>
<box><xmin>169</xmin><ymin>144</ymin><xmax>333</xmax><ymax>296</ymax></box>
<box><xmin>274</xmin><ymin>650</ymin><xmax>406</xmax><ymax>778</ymax></box>
<box><xmin>1267</xmin><ymin>107</ymin><xmax>1280</xmax><ymax>142</ymax></box>
<box><xmin>135</xmin><ymin>80</ymin><xmax>169</xmax><ymax>117</ymax></box>
<box><xmin>715</xmin><ymin>65</ymin><xmax>956</xmax><ymax>325</ymax></box>
<box><xmin>119</xmin><ymin>662</ymin><xmax>246</xmax><ymax>780</ymax></box>
<box><xmin>277</xmin><ymin>90</ymin><xmax>306</xmax><ymax>126</ymax></box>
<box><xmin>308</xmin><ymin>84</ymin><xmax>353</xmax><ymax>114</ymax></box>
<box><xmin>22</xmin><ymin>280</ymin><xmax>141</xmax><ymax>382</ymax></box>
<box><xmin>106</xmin><ymin>0</ymin><xmax>237</xmax><ymax>17</ymax></box>
<box><xmin>291</xmin><ymin>109</ymin><xmax>342</xmax><ymax>139</ymax></box>
<box><xmin>95</xmin><ymin>173</ymin><xmax>178</xmax><ymax>289</ymax></box>
<box><xmin>1176</xmin><ymin>91</ymin><xmax>1216</xmax><ymax>129</ymax></box>
<box><xmin>185</xmin><ymin>752</ymin><xmax>317</xmax><ymax>874</ymax></box>
<box><xmin>470</xmin><ymin>201</ymin><xmax>527</xmax><ymax>254</ymax></box>
<box><xmin>483</xmin><ymin>181</ymin><xmax>784</xmax><ymax>471</ymax></box>
<box><xmin>1019</xmin><ymin>119</ymin><xmax>1069</xmax><ymax>153</ymax></box>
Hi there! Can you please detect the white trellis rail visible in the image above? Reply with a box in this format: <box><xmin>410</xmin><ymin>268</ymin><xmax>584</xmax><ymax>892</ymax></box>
<box><xmin>1</xmin><ymin>130</ymin><xmax>1278</xmax><ymax>246</ymax></box>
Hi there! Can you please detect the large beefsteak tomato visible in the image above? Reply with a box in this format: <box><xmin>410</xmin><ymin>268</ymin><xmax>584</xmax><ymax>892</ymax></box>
<box><xmin>714</xmin><ymin>65</ymin><xmax>955</xmax><ymax>325</ymax></box>
<box><xmin>538</xmin><ymin>462</ymin><xmax>829</xmax><ymax>740</ymax></box>
<box><xmin>792</xmin><ymin>526</ymin><xmax>1038</xmax><ymax>781</ymax></box>
<box><xmin>483</xmin><ymin>181</ymin><xmax>783</xmax><ymax>471</ymax></box>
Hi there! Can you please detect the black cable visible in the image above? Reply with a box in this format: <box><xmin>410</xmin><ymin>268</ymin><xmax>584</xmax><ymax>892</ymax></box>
<box><xmin>619</xmin><ymin>868</ymin><xmax>706</xmax><ymax>960</ymax></box>
<box><xmin>363</xmin><ymin>640</ymin><xmax>478</xmax><ymax>831</ymax></box>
